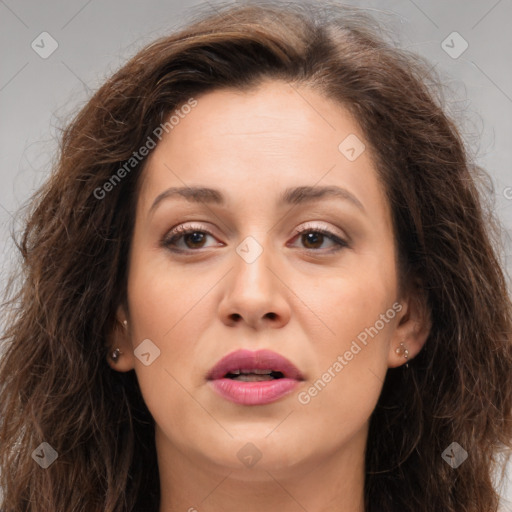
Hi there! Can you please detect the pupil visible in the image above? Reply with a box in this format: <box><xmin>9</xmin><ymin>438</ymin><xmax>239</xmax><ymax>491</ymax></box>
<box><xmin>303</xmin><ymin>232</ymin><xmax>322</xmax><ymax>248</ymax></box>
<box><xmin>186</xmin><ymin>232</ymin><xmax>205</xmax><ymax>248</ymax></box>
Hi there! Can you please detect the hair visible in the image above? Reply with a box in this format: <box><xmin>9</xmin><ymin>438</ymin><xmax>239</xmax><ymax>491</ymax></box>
<box><xmin>1</xmin><ymin>1</ymin><xmax>511</xmax><ymax>511</ymax></box>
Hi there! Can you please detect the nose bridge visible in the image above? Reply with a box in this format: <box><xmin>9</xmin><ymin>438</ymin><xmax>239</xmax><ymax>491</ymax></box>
<box><xmin>233</xmin><ymin>232</ymin><xmax>274</xmax><ymax>294</ymax></box>
<box><xmin>218</xmin><ymin>228</ymin><xmax>291</xmax><ymax>328</ymax></box>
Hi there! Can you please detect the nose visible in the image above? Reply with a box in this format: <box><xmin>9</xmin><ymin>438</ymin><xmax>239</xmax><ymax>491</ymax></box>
<box><xmin>217</xmin><ymin>239</ymin><xmax>291</xmax><ymax>330</ymax></box>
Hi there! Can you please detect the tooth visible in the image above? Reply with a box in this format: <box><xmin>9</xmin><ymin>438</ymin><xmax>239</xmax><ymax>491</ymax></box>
<box><xmin>235</xmin><ymin>374</ymin><xmax>274</xmax><ymax>382</ymax></box>
<box><xmin>230</xmin><ymin>369</ymin><xmax>241</xmax><ymax>375</ymax></box>
<box><xmin>240</xmin><ymin>369</ymin><xmax>273</xmax><ymax>375</ymax></box>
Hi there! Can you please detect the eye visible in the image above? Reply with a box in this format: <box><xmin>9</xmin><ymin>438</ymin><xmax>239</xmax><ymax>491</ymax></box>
<box><xmin>289</xmin><ymin>224</ymin><xmax>349</xmax><ymax>253</ymax></box>
<box><xmin>161</xmin><ymin>223</ymin><xmax>349</xmax><ymax>253</ymax></box>
<box><xmin>162</xmin><ymin>224</ymin><xmax>219</xmax><ymax>252</ymax></box>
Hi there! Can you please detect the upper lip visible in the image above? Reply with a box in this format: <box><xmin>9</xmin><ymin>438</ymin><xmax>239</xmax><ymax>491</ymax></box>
<box><xmin>207</xmin><ymin>349</ymin><xmax>304</xmax><ymax>381</ymax></box>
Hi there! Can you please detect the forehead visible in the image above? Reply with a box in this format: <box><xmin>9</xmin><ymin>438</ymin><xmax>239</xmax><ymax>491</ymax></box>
<box><xmin>136</xmin><ymin>80</ymin><xmax>390</xmax><ymax>228</ymax></box>
<box><xmin>169</xmin><ymin>81</ymin><xmax>352</xmax><ymax>148</ymax></box>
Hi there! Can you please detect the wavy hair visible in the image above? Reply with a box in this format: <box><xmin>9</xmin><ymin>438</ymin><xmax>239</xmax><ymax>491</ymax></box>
<box><xmin>1</xmin><ymin>2</ymin><xmax>511</xmax><ymax>511</ymax></box>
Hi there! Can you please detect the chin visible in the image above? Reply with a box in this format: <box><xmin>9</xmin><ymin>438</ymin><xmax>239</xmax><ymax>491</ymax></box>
<box><xmin>204</xmin><ymin>433</ymin><xmax>313</xmax><ymax>475</ymax></box>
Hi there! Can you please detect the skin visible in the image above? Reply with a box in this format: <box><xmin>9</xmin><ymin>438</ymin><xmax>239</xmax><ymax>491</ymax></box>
<box><xmin>107</xmin><ymin>80</ymin><xmax>430</xmax><ymax>512</ymax></box>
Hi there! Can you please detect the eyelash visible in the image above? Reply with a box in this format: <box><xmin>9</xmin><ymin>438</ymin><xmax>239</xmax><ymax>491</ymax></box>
<box><xmin>161</xmin><ymin>223</ymin><xmax>349</xmax><ymax>254</ymax></box>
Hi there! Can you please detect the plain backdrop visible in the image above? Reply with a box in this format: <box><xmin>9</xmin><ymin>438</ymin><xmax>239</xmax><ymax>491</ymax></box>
<box><xmin>0</xmin><ymin>0</ymin><xmax>511</xmax><ymax>508</ymax></box>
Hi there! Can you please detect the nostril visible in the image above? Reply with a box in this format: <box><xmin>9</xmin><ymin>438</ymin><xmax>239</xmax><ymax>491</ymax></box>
<box><xmin>227</xmin><ymin>314</ymin><xmax>242</xmax><ymax>328</ymax></box>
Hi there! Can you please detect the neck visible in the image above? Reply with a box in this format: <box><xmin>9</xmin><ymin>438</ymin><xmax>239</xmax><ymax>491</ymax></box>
<box><xmin>156</xmin><ymin>425</ymin><xmax>367</xmax><ymax>512</ymax></box>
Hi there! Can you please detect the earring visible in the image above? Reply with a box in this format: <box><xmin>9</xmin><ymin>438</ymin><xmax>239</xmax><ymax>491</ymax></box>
<box><xmin>395</xmin><ymin>342</ymin><xmax>409</xmax><ymax>368</ymax></box>
<box><xmin>110</xmin><ymin>320</ymin><xmax>127</xmax><ymax>363</ymax></box>
<box><xmin>111</xmin><ymin>348</ymin><xmax>123</xmax><ymax>362</ymax></box>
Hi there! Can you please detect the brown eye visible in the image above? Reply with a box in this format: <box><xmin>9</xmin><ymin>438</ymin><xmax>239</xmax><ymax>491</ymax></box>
<box><xmin>162</xmin><ymin>225</ymin><xmax>217</xmax><ymax>251</ymax></box>
<box><xmin>301</xmin><ymin>231</ymin><xmax>326</xmax><ymax>249</ymax></box>
<box><xmin>181</xmin><ymin>231</ymin><xmax>208</xmax><ymax>249</ymax></box>
<box><xmin>291</xmin><ymin>227</ymin><xmax>349</xmax><ymax>253</ymax></box>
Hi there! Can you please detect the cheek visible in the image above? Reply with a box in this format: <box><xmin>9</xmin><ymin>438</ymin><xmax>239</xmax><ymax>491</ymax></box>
<box><xmin>127</xmin><ymin>242</ymin><xmax>207</xmax><ymax>338</ymax></box>
<box><xmin>305</xmin><ymin>264</ymin><xmax>395</xmax><ymax>403</ymax></box>
<box><xmin>316</xmin><ymin>257</ymin><xmax>396</xmax><ymax>343</ymax></box>
<box><xmin>297</xmin><ymin>292</ymin><xmax>392</xmax><ymax>445</ymax></box>
<box><xmin>125</xmin><ymin>264</ymin><xmax>204</xmax><ymax>444</ymax></box>
<box><xmin>297</xmin><ymin>360</ymin><xmax>383</xmax><ymax>448</ymax></box>
<box><xmin>125</xmin><ymin>248</ymin><xmax>216</xmax><ymax>395</ymax></box>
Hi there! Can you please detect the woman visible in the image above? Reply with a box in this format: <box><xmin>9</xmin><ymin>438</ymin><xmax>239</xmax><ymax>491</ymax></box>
<box><xmin>1</xmin><ymin>2</ymin><xmax>511</xmax><ymax>511</ymax></box>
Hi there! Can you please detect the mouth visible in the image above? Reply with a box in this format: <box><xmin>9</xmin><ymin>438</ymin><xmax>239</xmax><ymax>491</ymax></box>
<box><xmin>207</xmin><ymin>348</ymin><xmax>304</xmax><ymax>382</ymax></box>
<box><xmin>207</xmin><ymin>349</ymin><xmax>304</xmax><ymax>405</ymax></box>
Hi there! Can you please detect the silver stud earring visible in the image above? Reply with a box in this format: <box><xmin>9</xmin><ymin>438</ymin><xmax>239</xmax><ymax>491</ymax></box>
<box><xmin>111</xmin><ymin>348</ymin><xmax>122</xmax><ymax>362</ymax></box>
<box><xmin>110</xmin><ymin>320</ymin><xmax>127</xmax><ymax>362</ymax></box>
<box><xmin>395</xmin><ymin>342</ymin><xmax>409</xmax><ymax>368</ymax></box>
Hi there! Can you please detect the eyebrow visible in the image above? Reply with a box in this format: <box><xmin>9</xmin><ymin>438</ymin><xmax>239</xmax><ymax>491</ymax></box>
<box><xmin>148</xmin><ymin>184</ymin><xmax>365</xmax><ymax>217</ymax></box>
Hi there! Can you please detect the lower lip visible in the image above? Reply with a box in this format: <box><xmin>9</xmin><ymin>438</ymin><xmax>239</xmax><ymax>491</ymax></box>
<box><xmin>209</xmin><ymin>377</ymin><xmax>300</xmax><ymax>405</ymax></box>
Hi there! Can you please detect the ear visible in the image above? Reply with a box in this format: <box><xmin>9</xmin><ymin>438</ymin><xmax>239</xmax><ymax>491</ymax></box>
<box><xmin>105</xmin><ymin>304</ymin><xmax>136</xmax><ymax>372</ymax></box>
<box><xmin>388</xmin><ymin>278</ymin><xmax>431</xmax><ymax>368</ymax></box>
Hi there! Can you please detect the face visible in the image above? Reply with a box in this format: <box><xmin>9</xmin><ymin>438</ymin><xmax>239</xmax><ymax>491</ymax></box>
<box><xmin>109</xmin><ymin>80</ymin><xmax>424</xmax><ymax>479</ymax></box>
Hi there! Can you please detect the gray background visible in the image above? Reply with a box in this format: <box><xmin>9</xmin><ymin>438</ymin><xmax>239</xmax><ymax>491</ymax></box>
<box><xmin>0</xmin><ymin>0</ymin><xmax>511</xmax><ymax>507</ymax></box>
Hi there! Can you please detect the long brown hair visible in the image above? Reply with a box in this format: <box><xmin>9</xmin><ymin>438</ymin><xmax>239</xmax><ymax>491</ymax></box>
<box><xmin>1</xmin><ymin>2</ymin><xmax>511</xmax><ymax>511</ymax></box>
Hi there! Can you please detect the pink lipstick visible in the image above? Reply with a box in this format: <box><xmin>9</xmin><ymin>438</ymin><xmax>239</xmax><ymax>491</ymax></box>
<box><xmin>207</xmin><ymin>349</ymin><xmax>304</xmax><ymax>405</ymax></box>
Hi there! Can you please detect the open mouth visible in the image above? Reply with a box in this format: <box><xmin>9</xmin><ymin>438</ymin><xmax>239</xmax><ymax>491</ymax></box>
<box><xmin>207</xmin><ymin>348</ymin><xmax>304</xmax><ymax>382</ymax></box>
<box><xmin>207</xmin><ymin>349</ymin><xmax>303</xmax><ymax>405</ymax></box>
